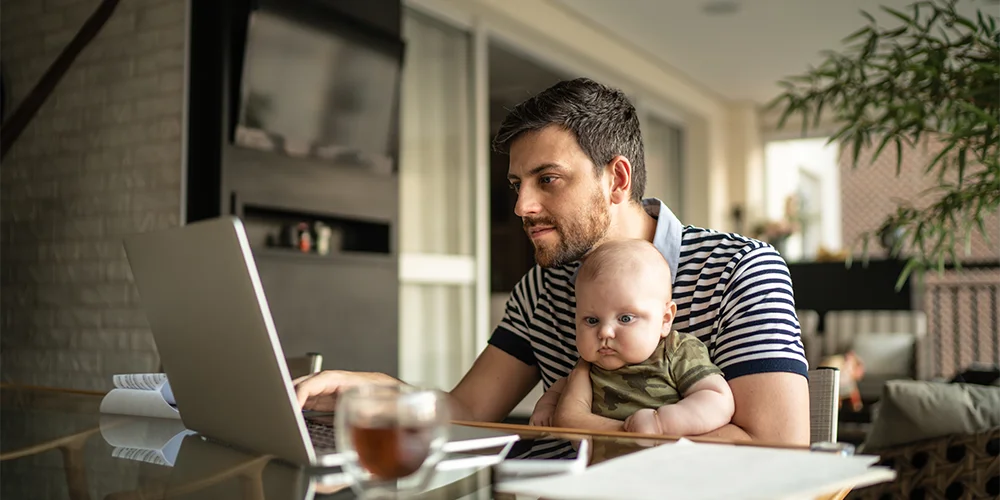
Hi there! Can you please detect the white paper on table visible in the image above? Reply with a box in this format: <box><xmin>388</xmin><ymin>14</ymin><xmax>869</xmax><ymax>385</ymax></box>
<box><xmin>100</xmin><ymin>388</ymin><xmax>180</xmax><ymax>420</ymax></box>
<box><xmin>111</xmin><ymin>373</ymin><xmax>176</xmax><ymax>405</ymax></box>
<box><xmin>496</xmin><ymin>439</ymin><xmax>896</xmax><ymax>500</ymax></box>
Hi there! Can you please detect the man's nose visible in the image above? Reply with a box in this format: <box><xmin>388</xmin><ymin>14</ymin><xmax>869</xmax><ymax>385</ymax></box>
<box><xmin>514</xmin><ymin>185</ymin><xmax>541</xmax><ymax>218</ymax></box>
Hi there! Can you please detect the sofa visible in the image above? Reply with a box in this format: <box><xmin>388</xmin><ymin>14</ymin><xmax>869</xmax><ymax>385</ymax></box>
<box><xmin>847</xmin><ymin>380</ymin><xmax>1000</xmax><ymax>499</ymax></box>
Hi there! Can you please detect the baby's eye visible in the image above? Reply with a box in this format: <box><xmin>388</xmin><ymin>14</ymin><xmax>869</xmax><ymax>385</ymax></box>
<box><xmin>584</xmin><ymin>317</ymin><xmax>599</xmax><ymax>326</ymax></box>
<box><xmin>618</xmin><ymin>315</ymin><xmax>635</xmax><ymax>324</ymax></box>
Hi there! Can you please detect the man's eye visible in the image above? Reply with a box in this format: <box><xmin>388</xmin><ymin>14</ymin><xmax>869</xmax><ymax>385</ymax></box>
<box><xmin>584</xmin><ymin>317</ymin><xmax>599</xmax><ymax>326</ymax></box>
<box><xmin>540</xmin><ymin>176</ymin><xmax>555</xmax><ymax>184</ymax></box>
<box><xmin>618</xmin><ymin>315</ymin><xmax>634</xmax><ymax>324</ymax></box>
<box><xmin>509</xmin><ymin>183</ymin><xmax>520</xmax><ymax>192</ymax></box>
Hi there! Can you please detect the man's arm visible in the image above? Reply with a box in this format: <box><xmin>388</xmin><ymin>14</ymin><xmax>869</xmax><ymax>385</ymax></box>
<box><xmin>700</xmin><ymin>244</ymin><xmax>811</xmax><ymax>445</ymax></box>
<box><xmin>554</xmin><ymin>361</ymin><xmax>623</xmax><ymax>432</ymax></box>
<box><xmin>295</xmin><ymin>346</ymin><xmax>539</xmax><ymax>422</ymax></box>
<box><xmin>529</xmin><ymin>377</ymin><xmax>566</xmax><ymax>426</ymax></box>
<box><xmin>693</xmin><ymin>372</ymin><xmax>809</xmax><ymax>444</ymax></box>
<box><xmin>449</xmin><ymin>345</ymin><xmax>541</xmax><ymax>422</ymax></box>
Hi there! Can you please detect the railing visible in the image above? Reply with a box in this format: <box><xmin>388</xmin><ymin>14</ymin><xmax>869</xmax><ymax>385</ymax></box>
<box><xmin>922</xmin><ymin>263</ymin><xmax>1000</xmax><ymax>380</ymax></box>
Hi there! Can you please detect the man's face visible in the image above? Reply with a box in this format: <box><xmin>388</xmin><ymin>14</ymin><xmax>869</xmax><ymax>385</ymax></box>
<box><xmin>507</xmin><ymin>126</ymin><xmax>611</xmax><ymax>268</ymax></box>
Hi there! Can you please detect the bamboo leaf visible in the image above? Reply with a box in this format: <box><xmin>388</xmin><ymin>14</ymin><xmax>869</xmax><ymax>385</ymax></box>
<box><xmin>955</xmin><ymin>99</ymin><xmax>1000</xmax><ymax>126</ymax></box>
<box><xmin>895</xmin><ymin>259</ymin><xmax>920</xmax><ymax>291</ymax></box>
<box><xmin>895</xmin><ymin>137</ymin><xmax>904</xmax><ymax>175</ymax></box>
<box><xmin>861</xmin><ymin>9</ymin><xmax>877</xmax><ymax>25</ymax></box>
<box><xmin>976</xmin><ymin>215</ymin><xmax>992</xmax><ymax>246</ymax></box>
<box><xmin>957</xmin><ymin>147</ymin><xmax>967</xmax><ymax>188</ymax></box>
<box><xmin>882</xmin><ymin>6</ymin><xmax>916</xmax><ymax>26</ymax></box>
<box><xmin>925</xmin><ymin>141</ymin><xmax>956</xmax><ymax>174</ymax></box>
<box><xmin>844</xmin><ymin>26</ymin><xmax>872</xmax><ymax>43</ymax></box>
<box><xmin>872</xmin><ymin>133</ymin><xmax>895</xmax><ymax>163</ymax></box>
<box><xmin>852</xmin><ymin>133</ymin><xmax>865</xmax><ymax>168</ymax></box>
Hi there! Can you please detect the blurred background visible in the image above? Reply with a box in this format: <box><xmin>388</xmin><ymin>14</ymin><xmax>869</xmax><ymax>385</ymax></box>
<box><xmin>1</xmin><ymin>0</ymin><xmax>997</xmax><ymax>420</ymax></box>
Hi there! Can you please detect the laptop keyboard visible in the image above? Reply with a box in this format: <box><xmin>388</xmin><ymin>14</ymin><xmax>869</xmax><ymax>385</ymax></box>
<box><xmin>305</xmin><ymin>417</ymin><xmax>338</xmax><ymax>451</ymax></box>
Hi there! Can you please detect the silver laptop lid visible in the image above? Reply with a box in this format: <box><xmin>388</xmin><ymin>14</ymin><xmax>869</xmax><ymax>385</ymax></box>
<box><xmin>123</xmin><ymin>217</ymin><xmax>317</xmax><ymax>465</ymax></box>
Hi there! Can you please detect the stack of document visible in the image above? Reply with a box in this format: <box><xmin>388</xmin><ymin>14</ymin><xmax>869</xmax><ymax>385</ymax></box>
<box><xmin>100</xmin><ymin>373</ymin><xmax>179</xmax><ymax>420</ymax></box>
<box><xmin>496</xmin><ymin>439</ymin><xmax>895</xmax><ymax>500</ymax></box>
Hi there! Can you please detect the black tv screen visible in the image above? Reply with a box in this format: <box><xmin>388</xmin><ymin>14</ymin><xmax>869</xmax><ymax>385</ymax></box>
<box><xmin>235</xmin><ymin>8</ymin><xmax>401</xmax><ymax>173</ymax></box>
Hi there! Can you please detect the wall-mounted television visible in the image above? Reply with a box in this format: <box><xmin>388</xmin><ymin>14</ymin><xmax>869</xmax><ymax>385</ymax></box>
<box><xmin>235</xmin><ymin>5</ymin><xmax>403</xmax><ymax>174</ymax></box>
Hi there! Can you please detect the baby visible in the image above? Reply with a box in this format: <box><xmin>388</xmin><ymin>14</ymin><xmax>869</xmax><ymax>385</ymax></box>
<box><xmin>531</xmin><ymin>239</ymin><xmax>735</xmax><ymax>436</ymax></box>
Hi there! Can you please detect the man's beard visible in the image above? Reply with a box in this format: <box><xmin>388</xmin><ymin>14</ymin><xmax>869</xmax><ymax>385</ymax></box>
<box><xmin>524</xmin><ymin>189</ymin><xmax>610</xmax><ymax>268</ymax></box>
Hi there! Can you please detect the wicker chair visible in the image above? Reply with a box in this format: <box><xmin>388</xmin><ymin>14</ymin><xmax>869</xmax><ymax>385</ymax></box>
<box><xmin>847</xmin><ymin>426</ymin><xmax>1000</xmax><ymax>500</ymax></box>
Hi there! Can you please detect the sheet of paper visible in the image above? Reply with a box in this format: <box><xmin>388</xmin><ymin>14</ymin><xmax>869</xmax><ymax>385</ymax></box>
<box><xmin>496</xmin><ymin>440</ymin><xmax>895</xmax><ymax>500</ymax></box>
<box><xmin>112</xmin><ymin>373</ymin><xmax>176</xmax><ymax>405</ymax></box>
<box><xmin>100</xmin><ymin>388</ymin><xmax>181</xmax><ymax>420</ymax></box>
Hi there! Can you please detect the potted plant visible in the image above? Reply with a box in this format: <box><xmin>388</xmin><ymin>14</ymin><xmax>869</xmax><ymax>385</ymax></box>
<box><xmin>768</xmin><ymin>0</ymin><xmax>999</xmax><ymax>288</ymax></box>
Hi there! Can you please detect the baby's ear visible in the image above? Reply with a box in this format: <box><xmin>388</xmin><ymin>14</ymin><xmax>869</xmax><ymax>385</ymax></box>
<box><xmin>661</xmin><ymin>301</ymin><xmax>677</xmax><ymax>337</ymax></box>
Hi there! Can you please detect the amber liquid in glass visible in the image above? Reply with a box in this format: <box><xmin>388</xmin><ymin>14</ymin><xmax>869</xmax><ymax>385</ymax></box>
<box><xmin>351</xmin><ymin>424</ymin><xmax>433</xmax><ymax>479</ymax></box>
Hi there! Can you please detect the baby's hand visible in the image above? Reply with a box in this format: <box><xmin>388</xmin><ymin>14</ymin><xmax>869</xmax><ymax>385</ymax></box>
<box><xmin>624</xmin><ymin>409</ymin><xmax>662</xmax><ymax>435</ymax></box>
<box><xmin>529</xmin><ymin>400</ymin><xmax>556</xmax><ymax>427</ymax></box>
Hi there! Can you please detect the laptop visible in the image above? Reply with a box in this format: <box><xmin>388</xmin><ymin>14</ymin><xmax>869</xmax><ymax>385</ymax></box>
<box><xmin>123</xmin><ymin>216</ymin><xmax>519</xmax><ymax>467</ymax></box>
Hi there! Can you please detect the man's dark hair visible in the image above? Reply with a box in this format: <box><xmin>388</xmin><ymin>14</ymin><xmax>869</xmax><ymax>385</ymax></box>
<box><xmin>492</xmin><ymin>77</ymin><xmax>646</xmax><ymax>202</ymax></box>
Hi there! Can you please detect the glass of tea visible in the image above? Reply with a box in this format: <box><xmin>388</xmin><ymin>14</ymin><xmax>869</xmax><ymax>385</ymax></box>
<box><xmin>334</xmin><ymin>384</ymin><xmax>450</xmax><ymax>498</ymax></box>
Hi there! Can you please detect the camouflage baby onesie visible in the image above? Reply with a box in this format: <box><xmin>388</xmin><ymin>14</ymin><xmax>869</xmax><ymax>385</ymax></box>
<box><xmin>590</xmin><ymin>331</ymin><xmax>723</xmax><ymax>421</ymax></box>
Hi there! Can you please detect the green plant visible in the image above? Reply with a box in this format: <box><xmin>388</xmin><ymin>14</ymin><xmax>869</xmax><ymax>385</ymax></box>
<box><xmin>768</xmin><ymin>0</ymin><xmax>999</xmax><ymax>288</ymax></box>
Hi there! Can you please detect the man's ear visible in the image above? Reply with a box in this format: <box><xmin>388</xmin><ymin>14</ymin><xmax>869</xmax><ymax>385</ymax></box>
<box><xmin>606</xmin><ymin>155</ymin><xmax>632</xmax><ymax>205</ymax></box>
<box><xmin>661</xmin><ymin>300</ymin><xmax>677</xmax><ymax>337</ymax></box>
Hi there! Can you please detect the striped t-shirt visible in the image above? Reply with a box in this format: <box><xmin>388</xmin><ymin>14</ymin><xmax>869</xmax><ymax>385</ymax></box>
<box><xmin>489</xmin><ymin>198</ymin><xmax>808</xmax><ymax>391</ymax></box>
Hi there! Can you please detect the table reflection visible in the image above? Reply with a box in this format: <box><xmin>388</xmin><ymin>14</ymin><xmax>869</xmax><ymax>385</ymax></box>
<box><xmin>0</xmin><ymin>387</ymin><xmax>858</xmax><ymax>500</ymax></box>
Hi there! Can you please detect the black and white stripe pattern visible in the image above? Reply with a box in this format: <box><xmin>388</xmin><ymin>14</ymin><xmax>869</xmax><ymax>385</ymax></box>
<box><xmin>490</xmin><ymin>224</ymin><xmax>808</xmax><ymax>390</ymax></box>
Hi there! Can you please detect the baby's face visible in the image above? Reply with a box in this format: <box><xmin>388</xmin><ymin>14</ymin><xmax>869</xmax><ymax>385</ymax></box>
<box><xmin>575</xmin><ymin>274</ymin><xmax>672</xmax><ymax>370</ymax></box>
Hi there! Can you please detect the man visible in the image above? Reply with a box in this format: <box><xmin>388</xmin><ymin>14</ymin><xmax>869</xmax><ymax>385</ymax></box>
<box><xmin>295</xmin><ymin>78</ymin><xmax>810</xmax><ymax>445</ymax></box>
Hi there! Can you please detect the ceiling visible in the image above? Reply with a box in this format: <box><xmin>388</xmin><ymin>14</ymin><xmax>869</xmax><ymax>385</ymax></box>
<box><xmin>550</xmin><ymin>0</ymin><xmax>997</xmax><ymax>104</ymax></box>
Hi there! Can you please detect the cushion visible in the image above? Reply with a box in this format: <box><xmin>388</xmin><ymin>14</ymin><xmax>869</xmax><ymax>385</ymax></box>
<box><xmin>861</xmin><ymin>380</ymin><xmax>1000</xmax><ymax>452</ymax></box>
<box><xmin>851</xmin><ymin>333</ymin><xmax>915</xmax><ymax>377</ymax></box>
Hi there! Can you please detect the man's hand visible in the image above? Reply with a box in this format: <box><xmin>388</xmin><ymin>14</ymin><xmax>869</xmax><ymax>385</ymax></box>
<box><xmin>293</xmin><ymin>370</ymin><xmax>399</xmax><ymax>411</ymax></box>
<box><xmin>623</xmin><ymin>408</ymin><xmax>661</xmax><ymax>434</ymax></box>
<box><xmin>554</xmin><ymin>361</ymin><xmax>624</xmax><ymax>432</ymax></box>
<box><xmin>530</xmin><ymin>400</ymin><xmax>556</xmax><ymax>427</ymax></box>
<box><xmin>529</xmin><ymin>377</ymin><xmax>566</xmax><ymax>427</ymax></box>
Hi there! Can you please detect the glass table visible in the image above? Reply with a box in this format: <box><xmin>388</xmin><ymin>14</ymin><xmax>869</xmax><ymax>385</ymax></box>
<box><xmin>0</xmin><ymin>385</ymin><xmax>853</xmax><ymax>499</ymax></box>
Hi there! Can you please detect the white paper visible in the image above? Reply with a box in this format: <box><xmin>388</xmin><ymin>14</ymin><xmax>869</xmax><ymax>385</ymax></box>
<box><xmin>496</xmin><ymin>440</ymin><xmax>895</xmax><ymax>500</ymax></box>
<box><xmin>112</xmin><ymin>373</ymin><xmax>176</xmax><ymax>405</ymax></box>
<box><xmin>100</xmin><ymin>388</ymin><xmax>181</xmax><ymax>420</ymax></box>
<box><xmin>113</xmin><ymin>373</ymin><xmax>168</xmax><ymax>391</ymax></box>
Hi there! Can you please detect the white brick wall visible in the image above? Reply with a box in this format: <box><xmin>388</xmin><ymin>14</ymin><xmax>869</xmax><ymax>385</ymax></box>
<box><xmin>1</xmin><ymin>0</ymin><xmax>187</xmax><ymax>392</ymax></box>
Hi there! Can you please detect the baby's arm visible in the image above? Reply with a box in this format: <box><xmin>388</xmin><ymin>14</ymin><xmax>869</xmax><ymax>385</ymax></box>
<box><xmin>529</xmin><ymin>377</ymin><xmax>566</xmax><ymax>426</ymax></box>
<box><xmin>649</xmin><ymin>374</ymin><xmax>734</xmax><ymax>436</ymax></box>
<box><xmin>554</xmin><ymin>361</ymin><xmax>624</xmax><ymax>432</ymax></box>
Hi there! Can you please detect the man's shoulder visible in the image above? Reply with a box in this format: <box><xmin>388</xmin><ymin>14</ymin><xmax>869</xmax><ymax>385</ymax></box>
<box><xmin>678</xmin><ymin>226</ymin><xmax>782</xmax><ymax>267</ymax></box>
<box><xmin>511</xmin><ymin>262</ymin><xmax>578</xmax><ymax>290</ymax></box>
<box><xmin>680</xmin><ymin>225</ymin><xmax>768</xmax><ymax>251</ymax></box>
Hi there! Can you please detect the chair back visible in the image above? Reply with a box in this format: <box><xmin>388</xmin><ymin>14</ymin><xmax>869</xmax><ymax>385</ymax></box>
<box><xmin>808</xmin><ymin>367</ymin><xmax>840</xmax><ymax>444</ymax></box>
<box><xmin>285</xmin><ymin>352</ymin><xmax>323</xmax><ymax>380</ymax></box>
<box><xmin>797</xmin><ymin>309</ymin><xmax>822</xmax><ymax>368</ymax></box>
<box><xmin>824</xmin><ymin>310</ymin><xmax>928</xmax><ymax>380</ymax></box>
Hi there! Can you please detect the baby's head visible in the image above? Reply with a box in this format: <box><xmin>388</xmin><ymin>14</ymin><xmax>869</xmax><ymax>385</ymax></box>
<box><xmin>575</xmin><ymin>239</ymin><xmax>677</xmax><ymax>370</ymax></box>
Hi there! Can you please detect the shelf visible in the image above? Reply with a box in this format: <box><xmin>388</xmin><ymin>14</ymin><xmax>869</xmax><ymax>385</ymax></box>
<box><xmin>252</xmin><ymin>247</ymin><xmax>396</xmax><ymax>267</ymax></box>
